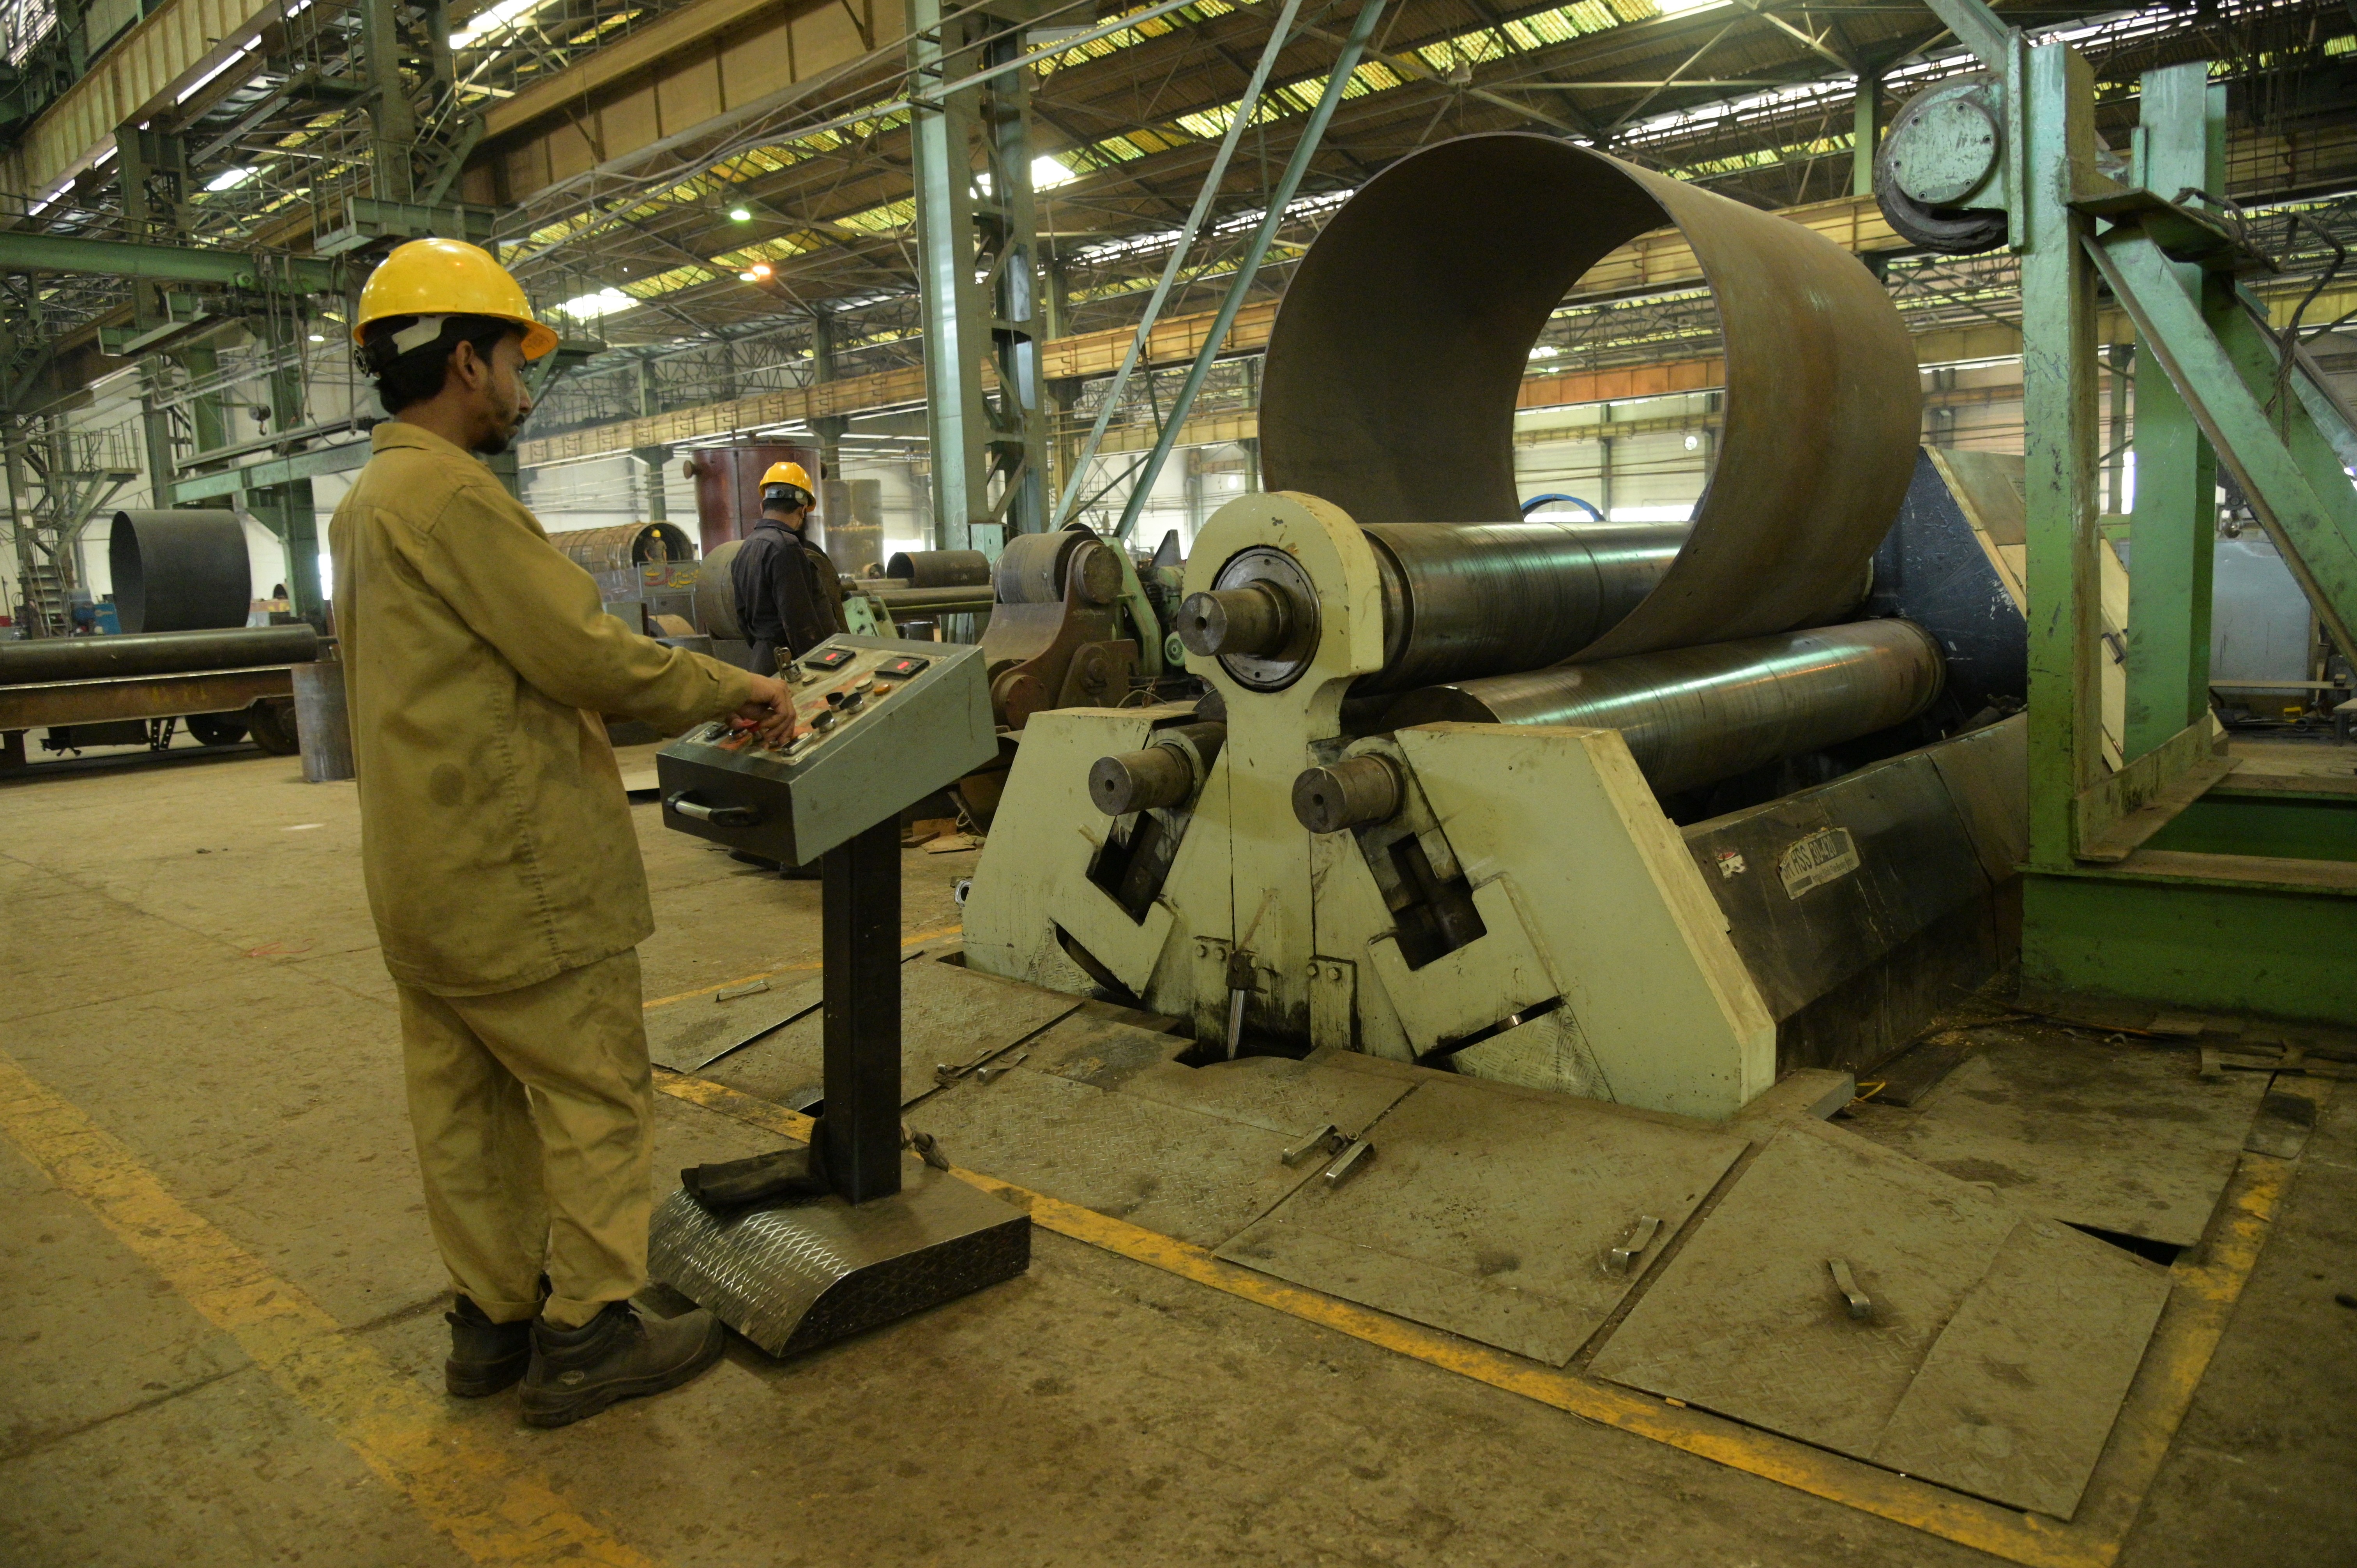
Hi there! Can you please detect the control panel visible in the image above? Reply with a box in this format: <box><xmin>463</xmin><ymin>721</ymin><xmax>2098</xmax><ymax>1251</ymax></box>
<box><xmin>656</xmin><ymin>635</ymin><xmax>995</xmax><ymax>866</ymax></box>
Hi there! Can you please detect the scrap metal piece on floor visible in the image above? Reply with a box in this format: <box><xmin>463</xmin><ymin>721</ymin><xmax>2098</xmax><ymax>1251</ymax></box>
<box><xmin>648</xmin><ymin>1161</ymin><xmax>1029</xmax><ymax>1356</ymax></box>
<box><xmin>1869</xmin><ymin>1033</ymin><xmax>1976</xmax><ymax>1107</ymax></box>
<box><xmin>702</xmin><ymin>958</ymin><xmax>1080</xmax><ymax>1106</ymax></box>
<box><xmin>645</xmin><ymin>975</ymin><xmax>822</xmax><ymax>1072</ymax></box>
<box><xmin>1840</xmin><ymin>1028</ymin><xmax>2270</xmax><ymax>1247</ymax></box>
<box><xmin>1216</xmin><ymin>1076</ymin><xmax>1748</xmax><ymax>1366</ymax></box>
<box><xmin>1590</xmin><ymin>1122</ymin><xmax>2170</xmax><ymax>1518</ymax></box>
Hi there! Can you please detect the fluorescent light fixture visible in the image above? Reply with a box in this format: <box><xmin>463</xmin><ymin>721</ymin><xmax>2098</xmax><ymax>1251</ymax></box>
<box><xmin>728</xmin><ymin>205</ymin><xmax>752</xmax><ymax>221</ymax></box>
<box><xmin>554</xmin><ymin>287</ymin><xmax>634</xmax><ymax>320</ymax></box>
<box><xmin>205</xmin><ymin>166</ymin><xmax>259</xmax><ymax>192</ymax></box>
<box><xmin>177</xmin><ymin>38</ymin><xmax>260</xmax><ymax>104</ymax></box>
<box><xmin>450</xmin><ymin>0</ymin><xmax>551</xmax><ymax>49</ymax></box>
<box><xmin>1528</xmin><ymin>344</ymin><xmax>1560</xmax><ymax>359</ymax></box>
<box><xmin>1031</xmin><ymin>155</ymin><xmax>1077</xmax><ymax>190</ymax></box>
<box><xmin>308</xmin><ymin>332</ymin><xmax>326</xmax><ymax>343</ymax></box>
<box><xmin>739</xmin><ymin>271</ymin><xmax>759</xmax><ymax>283</ymax></box>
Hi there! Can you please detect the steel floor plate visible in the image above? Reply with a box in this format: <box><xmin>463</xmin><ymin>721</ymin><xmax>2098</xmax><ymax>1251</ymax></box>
<box><xmin>1216</xmin><ymin>1077</ymin><xmax>1749</xmax><ymax>1366</ymax></box>
<box><xmin>1589</xmin><ymin>1121</ymin><xmax>2170</xmax><ymax>1517</ymax></box>
<box><xmin>700</xmin><ymin>958</ymin><xmax>1080</xmax><ymax>1108</ymax></box>
<box><xmin>646</xmin><ymin>976</ymin><xmax>823</xmax><ymax>1072</ymax></box>
<box><xmin>1841</xmin><ymin>1031</ymin><xmax>2269</xmax><ymax>1246</ymax></box>
<box><xmin>909</xmin><ymin>1052</ymin><xmax>1417</xmax><ymax>1247</ymax></box>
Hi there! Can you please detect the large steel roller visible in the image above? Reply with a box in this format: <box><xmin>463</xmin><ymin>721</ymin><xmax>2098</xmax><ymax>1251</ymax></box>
<box><xmin>1383</xmin><ymin>618</ymin><xmax>1944</xmax><ymax>796</ymax></box>
<box><xmin>1178</xmin><ymin>519</ymin><xmax>1686</xmax><ymax>693</ymax></box>
<box><xmin>1258</xmin><ymin>133</ymin><xmax>1920</xmax><ymax>660</ymax></box>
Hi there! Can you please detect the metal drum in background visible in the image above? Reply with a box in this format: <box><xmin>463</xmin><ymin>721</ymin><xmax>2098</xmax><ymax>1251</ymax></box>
<box><xmin>1385</xmin><ymin>618</ymin><xmax>1945</xmax><ymax>796</ymax></box>
<box><xmin>886</xmin><ymin>549</ymin><xmax>991</xmax><ymax>588</ymax></box>
<box><xmin>1258</xmin><ymin>133</ymin><xmax>1920</xmax><ymax>660</ymax></box>
<box><xmin>291</xmin><ymin>661</ymin><xmax>354</xmax><ymax>783</ymax></box>
<box><xmin>108</xmin><ymin>510</ymin><xmax>251</xmax><ymax>632</ymax></box>
<box><xmin>0</xmin><ymin>624</ymin><xmax>318</xmax><ymax>685</ymax></box>
<box><xmin>694</xmin><ymin>538</ymin><xmax>746</xmax><ymax>640</ymax></box>
<box><xmin>552</xmin><ymin>521</ymin><xmax>696</xmax><ymax>573</ymax></box>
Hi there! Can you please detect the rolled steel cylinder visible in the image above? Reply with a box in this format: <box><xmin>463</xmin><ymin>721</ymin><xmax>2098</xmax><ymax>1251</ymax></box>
<box><xmin>292</xmin><ymin>661</ymin><xmax>354</xmax><ymax>784</ymax></box>
<box><xmin>694</xmin><ymin>538</ymin><xmax>745</xmax><ymax>639</ymax></box>
<box><xmin>1385</xmin><ymin>619</ymin><xmax>1944</xmax><ymax>796</ymax></box>
<box><xmin>887</xmin><ymin>549</ymin><xmax>992</xmax><ymax>588</ymax></box>
<box><xmin>1260</xmin><ymin>134</ymin><xmax>1919</xmax><ymax>660</ymax></box>
<box><xmin>1293</xmin><ymin>753</ymin><xmax>1406</xmax><ymax>833</ymax></box>
<box><xmin>1088</xmin><ymin>722</ymin><xmax>1226</xmax><ymax>815</ymax></box>
<box><xmin>108</xmin><ymin>510</ymin><xmax>251</xmax><ymax>633</ymax></box>
<box><xmin>552</xmin><ymin>521</ymin><xmax>696</xmax><ymax>573</ymax></box>
<box><xmin>0</xmin><ymin>624</ymin><xmax>319</xmax><ymax>686</ymax></box>
<box><xmin>1188</xmin><ymin>519</ymin><xmax>1686</xmax><ymax>694</ymax></box>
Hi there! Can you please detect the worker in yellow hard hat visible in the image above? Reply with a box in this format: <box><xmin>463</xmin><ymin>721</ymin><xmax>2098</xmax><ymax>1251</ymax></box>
<box><xmin>730</xmin><ymin>457</ymin><xmax>848</xmax><ymax>678</ymax></box>
<box><xmin>329</xmin><ymin>237</ymin><xmax>799</xmax><ymax>1427</ymax></box>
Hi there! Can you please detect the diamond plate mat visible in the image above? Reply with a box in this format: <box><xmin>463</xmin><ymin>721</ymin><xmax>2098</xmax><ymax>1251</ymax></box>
<box><xmin>1216</xmin><ymin>1077</ymin><xmax>1748</xmax><ymax>1365</ymax></box>
<box><xmin>649</xmin><ymin>1161</ymin><xmax>1029</xmax><ymax>1356</ymax></box>
<box><xmin>701</xmin><ymin>957</ymin><xmax>1079</xmax><ymax>1107</ymax></box>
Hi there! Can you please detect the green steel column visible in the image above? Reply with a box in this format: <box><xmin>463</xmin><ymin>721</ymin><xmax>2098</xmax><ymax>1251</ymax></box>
<box><xmin>908</xmin><ymin>0</ymin><xmax>1048</xmax><ymax>557</ymax></box>
<box><xmin>1852</xmin><ymin>69</ymin><xmax>1883</xmax><ymax>197</ymax></box>
<box><xmin>257</xmin><ymin>309</ymin><xmax>323</xmax><ymax>619</ymax></box>
<box><xmin>2020</xmin><ymin>42</ymin><xmax>2106</xmax><ymax>869</ymax></box>
<box><xmin>2122</xmin><ymin>64</ymin><xmax>2224</xmax><ymax>761</ymax></box>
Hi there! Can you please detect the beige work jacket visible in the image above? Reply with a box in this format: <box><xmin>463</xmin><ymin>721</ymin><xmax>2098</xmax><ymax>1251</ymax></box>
<box><xmin>330</xmin><ymin>421</ymin><xmax>760</xmax><ymax>996</ymax></box>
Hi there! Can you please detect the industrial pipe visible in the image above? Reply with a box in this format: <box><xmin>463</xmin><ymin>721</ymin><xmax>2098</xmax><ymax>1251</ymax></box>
<box><xmin>0</xmin><ymin>624</ymin><xmax>320</xmax><ymax>686</ymax></box>
<box><xmin>876</xmin><ymin>585</ymin><xmax>997</xmax><ymax>616</ymax></box>
<box><xmin>1384</xmin><ymin>619</ymin><xmax>1944</xmax><ymax>796</ymax></box>
<box><xmin>1184</xmin><ymin>519</ymin><xmax>1688</xmax><ymax>694</ymax></box>
<box><xmin>1088</xmin><ymin>722</ymin><xmax>1226</xmax><ymax>815</ymax></box>
<box><xmin>1292</xmin><ymin>753</ymin><xmax>1405</xmax><ymax>833</ymax></box>
<box><xmin>108</xmin><ymin>510</ymin><xmax>251</xmax><ymax>632</ymax></box>
<box><xmin>552</xmin><ymin>521</ymin><xmax>696</xmax><ymax>573</ymax></box>
<box><xmin>887</xmin><ymin>550</ymin><xmax>991</xmax><ymax>588</ymax></box>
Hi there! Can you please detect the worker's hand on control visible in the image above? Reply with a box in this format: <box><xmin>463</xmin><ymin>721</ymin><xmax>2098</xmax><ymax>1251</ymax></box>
<box><xmin>731</xmin><ymin>675</ymin><xmax>799</xmax><ymax>740</ymax></box>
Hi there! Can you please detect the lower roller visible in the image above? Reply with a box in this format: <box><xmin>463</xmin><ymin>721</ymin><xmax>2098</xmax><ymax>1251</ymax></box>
<box><xmin>1382</xmin><ymin>619</ymin><xmax>1944</xmax><ymax>797</ymax></box>
<box><xmin>1089</xmin><ymin>722</ymin><xmax>1227</xmax><ymax>815</ymax></box>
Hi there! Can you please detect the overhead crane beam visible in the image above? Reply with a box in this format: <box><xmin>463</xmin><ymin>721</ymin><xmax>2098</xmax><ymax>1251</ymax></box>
<box><xmin>0</xmin><ymin>232</ymin><xmax>341</xmax><ymax>294</ymax></box>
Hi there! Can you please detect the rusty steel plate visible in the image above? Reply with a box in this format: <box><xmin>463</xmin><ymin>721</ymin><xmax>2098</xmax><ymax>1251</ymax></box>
<box><xmin>1258</xmin><ymin>133</ymin><xmax>1920</xmax><ymax>657</ymax></box>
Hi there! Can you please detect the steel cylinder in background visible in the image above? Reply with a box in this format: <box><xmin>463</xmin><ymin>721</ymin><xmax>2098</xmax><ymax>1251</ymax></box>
<box><xmin>108</xmin><ymin>510</ymin><xmax>251</xmax><ymax>633</ymax></box>
<box><xmin>291</xmin><ymin>661</ymin><xmax>353</xmax><ymax>784</ymax></box>
<box><xmin>0</xmin><ymin>624</ymin><xmax>319</xmax><ymax>686</ymax></box>
<box><xmin>694</xmin><ymin>539</ymin><xmax>745</xmax><ymax>640</ymax></box>
<box><xmin>551</xmin><ymin>521</ymin><xmax>696</xmax><ymax>573</ymax></box>
<box><xmin>887</xmin><ymin>549</ymin><xmax>992</xmax><ymax>589</ymax></box>
<box><xmin>1384</xmin><ymin>619</ymin><xmax>1945</xmax><ymax>796</ymax></box>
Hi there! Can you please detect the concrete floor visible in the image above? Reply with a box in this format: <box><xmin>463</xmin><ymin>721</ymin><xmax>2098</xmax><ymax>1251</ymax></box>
<box><xmin>2</xmin><ymin>743</ymin><xmax>2353</xmax><ymax>1568</ymax></box>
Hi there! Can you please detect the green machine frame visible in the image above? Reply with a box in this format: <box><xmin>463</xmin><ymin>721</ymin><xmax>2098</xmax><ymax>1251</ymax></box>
<box><xmin>1901</xmin><ymin>0</ymin><xmax>2357</xmax><ymax>1022</ymax></box>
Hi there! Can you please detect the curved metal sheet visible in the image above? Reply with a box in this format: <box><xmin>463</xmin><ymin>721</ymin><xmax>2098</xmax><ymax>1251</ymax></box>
<box><xmin>1260</xmin><ymin>134</ymin><xmax>1921</xmax><ymax>658</ymax></box>
<box><xmin>551</xmin><ymin>521</ymin><xmax>696</xmax><ymax>573</ymax></box>
<box><xmin>108</xmin><ymin>509</ymin><xmax>251</xmax><ymax>633</ymax></box>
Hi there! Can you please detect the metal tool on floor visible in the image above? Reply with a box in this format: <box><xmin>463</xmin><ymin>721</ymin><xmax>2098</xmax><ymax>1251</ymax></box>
<box><xmin>648</xmin><ymin>635</ymin><xmax>1028</xmax><ymax>1357</ymax></box>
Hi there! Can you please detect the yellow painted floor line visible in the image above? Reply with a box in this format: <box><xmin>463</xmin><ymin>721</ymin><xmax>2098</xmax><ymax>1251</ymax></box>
<box><xmin>640</xmin><ymin>924</ymin><xmax>961</xmax><ymax>1010</ymax></box>
<box><xmin>0</xmin><ymin>1048</ymin><xmax>658</xmax><ymax>1568</ymax></box>
<box><xmin>657</xmin><ymin>1068</ymin><xmax>2300</xmax><ymax>1568</ymax></box>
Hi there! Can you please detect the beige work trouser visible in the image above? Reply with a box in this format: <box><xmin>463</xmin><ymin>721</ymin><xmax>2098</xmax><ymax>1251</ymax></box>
<box><xmin>394</xmin><ymin>948</ymin><xmax>652</xmax><ymax>1329</ymax></box>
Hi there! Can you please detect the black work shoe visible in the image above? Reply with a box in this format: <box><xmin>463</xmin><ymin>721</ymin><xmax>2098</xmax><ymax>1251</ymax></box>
<box><xmin>519</xmin><ymin>1301</ymin><xmax>728</xmax><ymax>1428</ymax></box>
<box><xmin>445</xmin><ymin>1296</ymin><xmax>532</xmax><ymax>1397</ymax></box>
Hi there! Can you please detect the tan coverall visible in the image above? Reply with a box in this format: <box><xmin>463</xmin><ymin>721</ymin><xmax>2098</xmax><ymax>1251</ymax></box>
<box><xmin>330</xmin><ymin>422</ymin><xmax>760</xmax><ymax>1328</ymax></box>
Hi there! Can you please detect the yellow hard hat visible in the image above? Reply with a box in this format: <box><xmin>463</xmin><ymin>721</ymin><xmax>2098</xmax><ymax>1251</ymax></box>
<box><xmin>760</xmin><ymin>461</ymin><xmax>814</xmax><ymax>492</ymax></box>
<box><xmin>353</xmin><ymin>237</ymin><xmax>559</xmax><ymax>360</ymax></box>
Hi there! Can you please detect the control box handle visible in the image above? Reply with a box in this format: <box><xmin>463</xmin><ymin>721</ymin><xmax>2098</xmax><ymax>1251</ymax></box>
<box><xmin>666</xmin><ymin>792</ymin><xmax>760</xmax><ymax>827</ymax></box>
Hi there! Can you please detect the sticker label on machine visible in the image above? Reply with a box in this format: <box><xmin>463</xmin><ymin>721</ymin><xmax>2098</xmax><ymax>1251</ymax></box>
<box><xmin>1777</xmin><ymin>827</ymin><xmax>1860</xmax><ymax>899</ymax></box>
